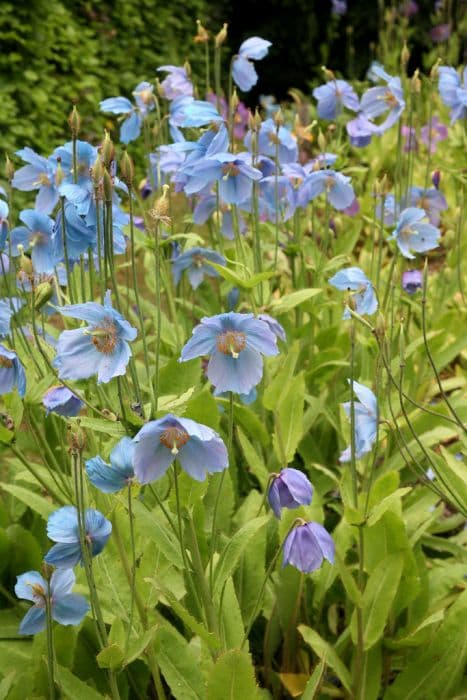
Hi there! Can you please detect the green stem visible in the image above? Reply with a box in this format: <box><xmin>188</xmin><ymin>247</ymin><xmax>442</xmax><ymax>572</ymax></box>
<box><xmin>45</xmin><ymin>586</ymin><xmax>56</xmax><ymax>700</ymax></box>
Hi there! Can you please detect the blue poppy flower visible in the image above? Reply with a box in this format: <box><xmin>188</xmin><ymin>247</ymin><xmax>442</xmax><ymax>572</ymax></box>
<box><xmin>313</xmin><ymin>80</ymin><xmax>359</xmax><ymax>120</ymax></box>
<box><xmin>346</xmin><ymin>114</ymin><xmax>380</xmax><ymax>147</ymax></box>
<box><xmin>100</xmin><ymin>82</ymin><xmax>154</xmax><ymax>143</ymax></box>
<box><xmin>86</xmin><ymin>436</ymin><xmax>135</xmax><ymax>493</ymax></box>
<box><xmin>438</xmin><ymin>66</ymin><xmax>467</xmax><ymax>123</ymax></box>
<box><xmin>283</xmin><ymin>521</ymin><xmax>335</xmax><ymax>573</ymax></box>
<box><xmin>0</xmin><ymin>344</ymin><xmax>26</xmax><ymax>397</ymax></box>
<box><xmin>232</xmin><ymin>37</ymin><xmax>272</xmax><ymax>92</ymax></box>
<box><xmin>183</xmin><ymin>153</ymin><xmax>262</xmax><ymax>205</ymax></box>
<box><xmin>402</xmin><ymin>269</ymin><xmax>423</xmax><ymax>294</ymax></box>
<box><xmin>181</xmin><ymin>100</ymin><xmax>224</xmax><ymax>128</ymax></box>
<box><xmin>245</xmin><ymin>118</ymin><xmax>298</xmax><ymax>164</ymax></box>
<box><xmin>53</xmin><ymin>201</ymin><xmax>97</xmax><ymax>262</ymax></box>
<box><xmin>256</xmin><ymin>175</ymin><xmax>297</xmax><ymax>221</ymax></box>
<box><xmin>15</xmin><ymin>568</ymin><xmax>89</xmax><ymax>635</ymax></box>
<box><xmin>53</xmin><ymin>290</ymin><xmax>137</xmax><ymax>384</ymax></box>
<box><xmin>42</xmin><ymin>385</ymin><xmax>83</xmax><ymax>417</ymax></box>
<box><xmin>298</xmin><ymin>169</ymin><xmax>355</xmax><ymax>210</ymax></box>
<box><xmin>360</xmin><ymin>71</ymin><xmax>405</xmax><ymax>132</ymax></box>
<box><xmin>158</xmin><ymin>65</ymin><xmax>193</xmax><ymax>100</ymax></box>
<box><xmin>10</xmin><ymin>209</ymin><xmax>57</xmax><ymax>274</ymax></box>
<box><xmin>180</xmin><ymin>312</ymin><xmax>279</xmax><ymax>395</ymax></box>
<box><xmin>328</xmin><ymin>267</ymin><xmax>378</xmax><ymax>319</ymax></box>
<box><xmin>268</xmin><ymin>468</ymin><xmax>313</xmax><ymax>519</ymax></box>
<box><xmin>171</xmin><ymin>246</ymin><xmax>225</xmax><ymax>289</ymax></box>
<box><xmin>257</xmin><ymin>314</ymin><xmax>286</xmax><ymax>342</ymax></box>
<box><xmin>54</xmin><ymin>140</ymin><xmax>97</xmax><ymax>188</ymax></box>
<box><xmin>340</xmin><ymin>380</ymin><xmax>378</xmax><ymax>462</ymax></box>
<box><xmin>44</xmin><ymin>505</ymin><xmax>112</xmax><ymax>568</ymax></box>
<box><xmin>0</xmin><ymin>297</ymin><xmax>23</xmax><ymax>337</ymax></box>
<box><xmin>12</xmin><ymin>148</ymin><xmax>59</xmax><ymax>214</ymax></box>
<box><xmin>389</xmin><ymin>207</ymin><xmax>441</xmax><ymax>259</ymax></box>
<box><xmin>409</xmin><ymin>186</ymin><xmax>447</xmax><ymax>226</ymax></box>
<box><xmin>133</xmin><ymin>414</ymin><xmax>228</xmax><ymax>483</ymax></box>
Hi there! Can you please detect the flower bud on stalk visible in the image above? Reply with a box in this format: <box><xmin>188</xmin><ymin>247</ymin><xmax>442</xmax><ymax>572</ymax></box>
<box><xmin>68</xmin><ymin>105</ymin><xmax>81</xmax><ymax>136</ymax></box>
<box><xmin>5</xmin><ymin>154</ymin><xmax>14</xmax><ymax>181</ymax></box>
<box><xmin>120</xmin><ymin>148</ymin><xmax>134</xmax><ymax>186</ymax></box>
<box><xmin>34</xmin><ymin>281</ymin><xmax>54</xmax><ymax>311</ymax></box>
<box><xmin>101</xmin><ymin>131</ymin><xmax>115</xmax><ymax>169</ymax></box>
<box><xmin>215</xmin><ymin>23</ymin><xmax>228</xmax><ymax>47</ymax></box>
<box><xmin>194</xmin><ymin>19</ymin><xmax>209</xmax><ymax>43</ymax></box>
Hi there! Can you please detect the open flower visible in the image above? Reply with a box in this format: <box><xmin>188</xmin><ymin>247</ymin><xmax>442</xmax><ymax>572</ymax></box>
<box><xmin>53</xmin><ymin>290</ymin><xmax>137</xmax><ymax>384</ymax></box>
<box><xmin>245</xmin><ymin>118</ymin><xmax>298</xmax><ymax>164</ymax></box>
<box><xmin>183</xmin><ymin>153</ymin><xmax>262</xmax><ymax>205</ymax></box>
<box><xmin>11</xmin><ymin>148</ymin><xmax>59</xmax><ymax>214</ymax></box>
<box><xmin>179</xmin><ymin>312</ymin><xmax>279</xmax><ymax>394</ymax></box>
<box><xmin>42</xmin><ymin>386</ymin><xmax>83</xmax><ymax>417</ymax></box>
<box><xmin>438</xmin><ymin>66</ymin><xmax>467</xmax><ymax>123</ymax></box>
<box><xmin>268</xmin><ymin>468</ymin><xmax>313</xmax><ymax>519</ymax></box>
<box><xmin>0</xmin><ymin>344</ymin><xmax>26</xmax><ymax>397</ymax></box>
<box><xmin>15</xmin><ymin>569</ymin><xmax>89</xmax><ymax>635</ymax></box>
<box><xmin>44</xmin><ymin>506</ymin><xmax>112</xmax><ymax>568</ymax></box>
<box><xmin>10</xmin><ymin>209</ymin><xmax>57</xmax><ymax>274</ymax></box>
<box><xmin>340</xmin><ymin>380</ymin><xmax>377</xmax><ymax>462</ymax></box>
<box><xmin>100</xmin><ymin>82</ymin><xmax>155</xmax><ymax>143</ymax></box>
<box><xmin>86</xmin><ymin>436</ymin><xmax>135</xmax><ymax>493</ymax></box>
<box><xmin>157</xmin><ymin>65</ymin><xmax>193</xmax><ymax>100</ymax></box>
<box><xmin>133</xmin><ymin>414</ymin><xmax>228</xmax><ymax>483</ymax></box>
<box><xmin>171</xmin><ymin>246</ymin><xmax>225</xmax><ymax>289</ymax></box>
<box><xmin>313</xmin><ymin>79</ymin><xmax>359</xmax><ymax>120</ymax></box>
<box><xmin>329</xmin><ymin>267</ymin><xmax>378</xmax><ymax>318</ymax></box>
<box><xmin>232</xmin><ymin>37</ymin><xmax>272</xmax><ymax>92</ymax></box>
<box><xmin>360</xmin><ymin>68</ymin><xmax>405</xmax><ymax>132</ymax></box>
<box><xmin>389</xmin><ymin>207</ymin><xmax>440</xmax><ymax>259</ymax></box>
<box><xmin>298</xmin><ymin>169</ymin><xmax>355</xmax><ymax>210</ymax></box>
<box><xmin>283</xmin><ymin>521</ymin><xmax>335</xmax><ymax>573</ymax></box>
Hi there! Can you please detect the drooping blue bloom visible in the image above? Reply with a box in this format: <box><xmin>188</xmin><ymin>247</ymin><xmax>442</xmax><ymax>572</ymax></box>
<box><xmin>133</xmin><ymin>414</ymin><xmax>228</xmax><ymax>483</ymax></box>
<box><xmin>438</xmin><ymin>66</ymin><xmax>467</xmax><ymax>123</ymax></box>
<box><xmin>181</xmin><ymin>100</ymin><xmax>224</xmax><ymax>128</ymax></box>
<box><xmin>15</xmin><ymin>569</ymin><xmax>89</xmax><ymax>635</ymax></box>
<box><xmin>100</xmin><ymin>82</ymin><xmax>155</xmax><ymax>143</ymax></box>
<box><xmin>171</xmin><ymin>246</ymin><xmax>225</xmax><ymax>289</ymax></box>
<box><xmin>0</xmin><ymin>298</ymin><xmax>23</xmax><ymax>337</ymax></box>
<box><xmin>10</xmin><ymin>209</ymin><xmax>57</xmax><ymax>273</ymax></box>
<box><xmin>53</xmin><ymin>201</ymin><xmax>97</xmax><ymax>262</ymax></box>
<box><xmin>257</xmin><ymin>313</ymin><xmax>286</xmax><ymax>342</ymax></box>
<box><xmin>183</xmin><ymin>153</ymin><xmax>262</xmax><ymax>205</ymax></box>
<box><xmin>232</xmin><ymin>37</ymin><xmax>272</xmax><ymax>92</ymax></box>
<box><xmin>409</xmin><ymin>186</ymin><xmax>448</xmax><ymax>226</ymax></box>
<box><xmin>360</xmin><ymin>71</ymin><xmax>405</xmax><ymax>132</ymax></box>
<box><xmin>44</xmin><ymin>506</ymin><xmax>112</xmax><ymax>568</ymax></box>
<box><xmin>11</xmin><ymin>148</ymin><xmax>59</xmax><ymax>214</ymax></box>
<box><xmin>313</xmin><ymin>80</ymin><xmax>359</xmax><ymax>120</ymax></box>
<box><xmin>329</xmin><ymin>267</ymin><xmax>378</xmax><ymax>319</ymax></box>
<box><xmin>298</xmin><ymin>169</ymin><xmax>355</xmax><ymax>210</ymax></box>
<box><xmin>402</xmin><ymin>269</ymin><xmax>423</xmax><ymax>294</ymax></box>
<box><xmin>340</xmin><ymin>380</ymin><xmax>378</xmax><ymax>462</ymax></box>
<box><xmin>0</xmin><ymin>199</ymin><xmax>8</xmax><ymax>249</ymax></box>
<box><xmin>86</xmin><ymin>436</ymin><xmax>135</xmax><ymax>493</ymax></box>
<box><xmin>53</xmin><ymin>290</ymin><xmax>137</xmax><ymax>384</ymax></box>
<box><xmin>245</xmin><ymin>118</ymin><xmax>298</xmax><ymax>164</ymax></box>
<box><xmin>158</xmin><ymin>65</ymin><xmax>193</xmax><ymax>100</ymax></box>
<box><xmin>283</xmin><ymin>521</ymin><xmax>335</xmax><ymax>573</ymax></box>
<box><xmin>346</xmin><ymin>113</ymin><xmax>380</xmax><ymax>147</ymax></box>
<box><xmin>256</xmin><ymin>175</ymin><xmax>297</xmax><ymax>221</ymax></box>
<box><xmin>192</xmin><ymin>195</ymin><xmax>246</xmax><ymax>240</ymax></box>
<box><xmin>268</xmin><ymin>468</ymin><xmax>313</xmax><ymax>519</ymax></box>
<box><xmin>0</xmin><ymin>344</ymin><xmax>26</xmax><ymax>397</ymax></box>
<box><xmin>389</xmin><ymin>207</ymin><xmax>441</xmax><ymax>259</ymax></box>
<box><xmin>42</xmin><ymin>385</ymin><xmax>83</xmax><ymax>417</ymax></box>
<box><xmin>180</xmin><ymin>312</ymin><xmax>279</xmax><ymax>395</ymax></box>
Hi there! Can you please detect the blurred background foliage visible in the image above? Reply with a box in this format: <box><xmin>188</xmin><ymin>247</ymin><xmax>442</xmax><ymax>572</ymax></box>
<box><xmin>0</xmin><ymin>0</ymin><xmax>464</xmax><ymax>156</ymax></box>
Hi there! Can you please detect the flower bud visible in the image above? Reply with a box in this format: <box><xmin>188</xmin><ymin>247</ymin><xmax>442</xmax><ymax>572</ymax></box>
<box><xmin>17</xmin><ymin>246</ymin><xmax>33</xmax><ymax>276</ymax></box>
<box><xmin>68</xmin><ymin>105</ymin><xmax>81</xmax><ymax>136</ymax></box>
<box><xmin>318</xmin><ymin>130</ymin><xmax>327</xmax><ymax>152</ymax></box>
<box><xmin>120</xmin><ymin>149</ymin><xmax>134</xmax><ymax>185</ymax></box>
<box><xmin>321</xmin><ymin>65</ymin><xmax>335</xmax><ymax>81</ymax></box>
<box><xmin>101</xmin><ymin>131</ymin><xmax>115</xmax><ymax>169</ymax></box>
<box><xmin>273</xmin><ymin>107</ymin><xmax>284</xmax><ymax>128</ymax></box>
<box><xmin>401</xmin><ymin>43</ymin><xmax>410</xmax><ymax>69</ymax></box>
<box><xmin>194</xmin><ymin>19</ymin><xmax>209</xmax><ymax>43</ymax></box>
<box><xmin>215</xmin><ymin>23</ymin><xmax>228</xmax><ymax>47</ymax></box>
<box><xmin>411</xmin><ymin>69</ymin><xmax>421</xmax><ymax>93</ymax></box>
<box><xmin>231</xmin><ymin>89</ymin><xmax>239</xmax><ymax>111</ymax></box>
<box><xmin>431</xmin><ymin>169</ymin><xmax>441</xmax><ymax>189</ymax></box>
<box><xmin>5</xmin><ymin>154</ymin><xmax>14</xmax><ymax>181</ymax></box>
<box><xmin>430</xmin><ymin>59</ymin><xmax>441</xmax><ymax>81</ymax></box>
<box><xmin>41</xmin><ymin>562</ymin><xmax>55</xmax><ymax>582</ymax></box>
<box><xmin>103</xmin><ymin>170</ymin><xmax>113</xmax><ymax>203</ymax></box>
<box><xmin>91</xmin><ymin>155</ymin><xmax>105</xmax><ymax>187</ymax></box>
<box><xmin>34</xmin><ymin>281</ymin><xmax>54</xmax><ymax>310</ymax></box>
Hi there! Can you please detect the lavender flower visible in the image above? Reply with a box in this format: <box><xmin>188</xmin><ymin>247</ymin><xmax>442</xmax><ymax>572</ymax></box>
<box><xmin>283</xmin><ymin>521</ymin><xmax>335</xmax><ymax>573</ymax></box>
<box><xmin>268</xmin><ymin>468</ymin><xmax>313</xmax><ymax>518</ymax></box>
<box><xmin>402</xmin><ymin>269</ymin><xmax>423</xmax><ymax>294</ymax></box>
<box><xmin>232</xmin><ymin>37</ymin><xmax>272</xmax><ymax>92</ymax></box>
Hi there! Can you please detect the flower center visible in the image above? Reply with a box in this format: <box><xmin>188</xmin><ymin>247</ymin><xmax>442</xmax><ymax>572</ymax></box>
<box><xmin>384</xmin><ymin>91</ymin><xmax>398</xmax><ymax>108</ymax></box>
<box><xmin>0</xmin><ymin>356</ymin><xmax>13</xmax><ymax>368</ymax></box>
<box><xmin>30</xmin><ymin>231</ymin><xmax>46</xmax><ymax>247</ymax></box>
<box><xmin>160</xmin><ymin>426</ymin><xmax>190</xmax><ymax>454</ymax></box>
<box><xmin>325</xmin><ymin>176</ymin><xmax>336</xmax><ymax>191</ymax></box>
<box><xmin>222</xmin><ymin>162</ymin><xmax>240</xmax><ymax>178</ymax></box>
<box><xmin>36</xmin><ymin>173</ymin><xmax>51</xmax><ymax>187</ymax></box>
<box><xmin>192</xmin><ymin>254</ymin><xmax>205</xmax><ymax>268</ymax></box>
<box><xmin>417</xmin><ymin>196</ymin><xmax>429</xmax><ymax>211</ymax></box>
<box><xmin>89</xmin><ymin>319</ymin><xmax>119</xmax><ymax>355</ymax></box>
<box><xmin>216</xmin><ymin>330</ymin><xmax>246</xmax><ymax>359</ymax></box>
<box><xmin>138</xmin><ymin>89</ymin><xmax>153</xmax><ymax>104</ymax></box>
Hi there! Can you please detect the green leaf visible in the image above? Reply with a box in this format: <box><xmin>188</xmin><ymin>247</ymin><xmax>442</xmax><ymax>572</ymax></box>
<box><xmin>152</xmin><ymin>586</ymin><xmax>219</xmax><ymax>650</ymax></box>
<box><xmin>436</xmin><ymin>447</ymin><xmax>467</xmax><ymax>511</ymax></box>
<box><xmin>125</xmin><ymin>626</ymin><xmax>158</xmax><ymax>666</ymax></box>
<box><xmin>128</xmin><ymin>499</ymin><xmax>184</xmax><ymax>569</ymax></box>
<box><xmin>96</xmin><ymin>643</ymin><xmax>124</xmax><ymax>670</ymax></box>
<box><xmin>154</xmin><ymin>623</ymin><xmax>206</xmax><ymax>700</ymax></box>
<box><xmin>213</xmin><ymin>516</ymin><xmax>269</xmax><ymax>596</ymax></box>
<box><xmin>0</xmin><ymin>610</ymin><xmax>23</xmax><ymax>639</ymax></box>
<box><xmin>367</xmin><ymin>487</ymin><xmax>411</xmax><ymax>527</ymax></box>
<box><xmin>206</xmin><ymin>261</ymin><xmax>275</xmax><ymax>289</ymax></box>
<box><xmin>360</xmin><ymin>552</ymin><xmax>404</xmax><ymax>650</ymax></box>
<box><xmin>301</xmin><ymin>660</ymin><xmax>326</xmax><ymax>700</ymax></box>
<box><xmin>334</xmin><ymin>553</ymin><xmax>362</xmax><ymax>607</ymax></box>
<box><xmin>71</xmin><ymin>416</ymin><xmax>125</xmax><ymax>437</ymax></box>
<box><xmin>273</xmin><ymin>372</ymin><xmax>305</xmax><ymax>463</ymax></box>
<box><xmin>268</xmin><ymin>288</ymin><xmax>321</xmax><ymax>315</ymax></box>
<box><xmin>236</xmin><ymin>426</ymin><xmax>270</xmax><ymax>488</ymax></box>
<box><xmin>206</xmin><ymin>649</ymin><xmax>259</xmax><ymax>700</ymax></box>
<box><xmin>298</xmin><ymin>625</ymin><xmax>352</xmax><ymax>693</ymax></box>
<box><xmin>56</xmin><ymin>665</ymin><xmax>104</xmax><ymax>700</ymax></box>
<box><xmin>0</xmin><ymin>483</ymin><xmax>54</xmax><ymax>520</ymax></box>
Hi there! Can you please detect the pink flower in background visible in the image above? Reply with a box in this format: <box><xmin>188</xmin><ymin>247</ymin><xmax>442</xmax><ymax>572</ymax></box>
<box><xmin>402</xmin><ymin>125</ymin><xmax>418</xmax><ymax>152</ymax></box>
<box><xmin>420</xmin><ymin>116</ymin><xmax>448</xmax><ymax>153</ymax></box>
<box><xmin>430</xmin><ymin>23</ymin><xmax>451</xmax><ymax>43</ymax></box>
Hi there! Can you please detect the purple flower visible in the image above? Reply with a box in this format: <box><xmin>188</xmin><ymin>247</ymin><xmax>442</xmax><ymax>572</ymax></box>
<box><xmin>283</xmin><ymin>521</ymin><xmax>335</xmax><ymax>573</ymax></box>
<box><xmin>313</xmin><ymin>80</ymin><xmax>359</xmax><ymax>120</ymax></box>
<box><xmin>331</xmin><ymin>0</ymin><xmax>347</xmax><ymax>15</ymax></box>
<box><xmin>339</xmin><ymin>380</ymin><xmax>378</xmax><ymax>462</ymax></box>
<box><xmin>232</xmin><ymin>37</ymin><xmax>272</xmax><ymax>92</ymax></box>
<box><xmin>171</xmin><ymin>246</ymin><xmax>225</xmax><ymax>289</ymax></box>
<box><xmin>42</xmin><ymin>386</ymin><xmax>83</xmax><ymax>417</ymax></box>
<box><xmin>0</xmin><ymin>344</ymin><xmax>26</xmax><ymax>397</ymax></box>
<box><xmin>268</xmin><ymin>468</ymin><xmax>313</xmax><ymax>518</ymax></box>
<box><xmin>133</xmin><ymin>414</ymin><xmax>228</xmax><ymax>483</ymax></box>
<box><xmin>400</xmin><ymin>0</ymin><xmax>418</xmax><ymax>16</ymax></box>
<box><xmin>298</xmin><ymin>169</ymin><xmax>355</xmax><ymax>210</ymax></box>
<box><xmin>180</xmin><ymin>312</ymin><xmax>279</xmax><ymax>395</ymax></box>
<box><xmin>11</xmin><ymin>209</ymin><xmax>57</xmax><ymax>274</ymax></box>
<box><xmin>44</xmin><ymin>506</ymin><xmax>112</xmax><ymax>568</ymax></box>
<box><xmin>402</xmin><ymin>125</ymin><xmax>418</xmax><ymax>152</ymax></box>
<box><xmin>329</xmin><ymin>267</ymin><xmax>378</xmax><ymax>318</ymax></box>
<box><xmin>11</xmin><ymin>148</ymin><xmax>59</xmax><ymax>214</ymax></box>
<box><xmin>15</xmin><ymin>569</ymin><xmax>89</xmax><ymax>635</ymax></box>
<box><xmin>389</xmin><ymin>207</ymin><xmax>441</xmax><ymax>259</ymax></box>
<box><xmin>53</xmin><ymin>290</ymin><xmax>137</xmax><ymax>384</ymax></box>
<box><xmin>402</xmin><ymin>269</ymin><xmax>423</xmax><ymax>294</ymax></box>
<box><xmin>409</xmin><ymin>187</ymin><xmax>447</xmax><ymax>226</ymax></box>
<box><xmin>430</xmin><ymin>23</ymin><xmax>451</xmax><ymax>43</ymax></box>
<box><xmin>86</xmin><ymin>436</ymin><xmax>135</xmax><ymax>493</ymax></box>
<box><xmin>432</xmin><ymin>170</ymin><xmax>441</xmax><ymax>189</ymax></box>
<box><xmin>420</xmin><ymin>116</ymin><xmax>448</xmax><ymax>153</ymax></box>
<box><xmin>158</xmin><ymin>65</ymin><xmax>193</xmax><ymax>100</ymax></box>
<box><xmin>438</xmin><ymin>66</ymin><xmax>467</xmax><ymax>124</ymax></box>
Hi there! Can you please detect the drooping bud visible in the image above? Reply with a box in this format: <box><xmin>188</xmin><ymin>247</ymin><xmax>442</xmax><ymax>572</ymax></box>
<box><xmin>318</xmin><ymin>129</ymin><xmax>327</xmax><ymax>152</ymax></box>
<box><xmin>91</xmin><ymin>155</ymin><xmax>105</xmax><ymax>187</ymax></box>
<box><xmin>17</xmin><ymin>245</ymin><xmax>33</xmax><ymax>276</ymax></box>
<box><xmin>68</xmin><ymin>105</ymin><xmax>81</xmax><ymax>136</ymax></box>
<box><xmin>5</xmin><ymin>154</ymin><xmax>14</xmax><ymax>181</ymax></box>
<box><xmin>194</xmin><ymin>19</ymin><xmax>209</xmax><ymax>43</ymax></box>
<box><xmin>410</xmin><ymin>69</ymin><xmax>421</xmax><ymax>93</ymax></box>
<box><xmin>321</xmin><ymin>65</ymin><xmax>335</xmax><ymax>81</ymax></box>
<box><xmin>401</xmin><ymin>43</ymin><xmax>410</xmax><ymax>69</ymax></box>
<box><xmin>273</xmin><ymin>107</ymin><xmax>284</xmax><ymax>128</ymax></box>
<box><xmin>101</xmin><ymin>131</ymin><xmax>115</xmax><ymax>169</ymax></box>
<box><xmin>215</xmin><ymin>23</ymin><xmax>228</xmax><ymax>48</ymax></box>
<box><xmin>34</xmin><ymin>281</ymin><xmax>54</xmax><ymax>311</ymax></box>
<box><xmin>120</xmin><ymin>148</ymin><xmax>134</xmax><ymax>185</ymax></box>
<box><xmin>431</xmin><ymin>169</ymin><xmax>441</xmax><ymax>189</ymax></box>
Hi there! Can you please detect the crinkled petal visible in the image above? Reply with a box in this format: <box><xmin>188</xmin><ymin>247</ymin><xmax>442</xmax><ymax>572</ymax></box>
<box><xmin>19</xmin><ymin>606</ymin><xmax>46</xmax><ymax>635</ymax></box>
<box><xmin>53</xmin><ymin>593</ymin><xmax>89</xmax><ymax>626</ymax></box>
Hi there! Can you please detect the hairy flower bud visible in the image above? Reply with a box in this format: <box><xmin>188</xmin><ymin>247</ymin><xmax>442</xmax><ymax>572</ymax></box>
<box><xmin>194</xmin><ymin>19</ymin><xmax>209</xmax><ymax>43</ymax></box>
<box><xmin>68</xmin><ymin>105</ymin><xmax>81</xmax><ymax>136</ymax></box>
<box><xmin>101</xmin><ymin>131</ymin><xmax>115</xmax><ymax>169</ymax></box>
<box><xmin>215</xmin><ymin>23</ymin><xmax>228</xmax><ymax>47</ymax></box>
<box><xmin>401</xmin><ymin>43</ymin><xmax>410</xmax><ymax>69</ymax></box>
<box><xmin>120</xmin><ymin>149</ymin><xmax>134</xmax><ymax>185</ymax></box>
<box><xmin>34</xmin><ymin>281</ymin><xmax>54</xmax><ymax>311</ymax></box>
<box><xmin>5</xmin><ymin>154</ymin><xmax>14</xmax><ymax>181</ymax></box>
<box><xmin>91</xmin><ymin>156</ymin><xmax>105</xmax><ymax>187</ymax></box>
